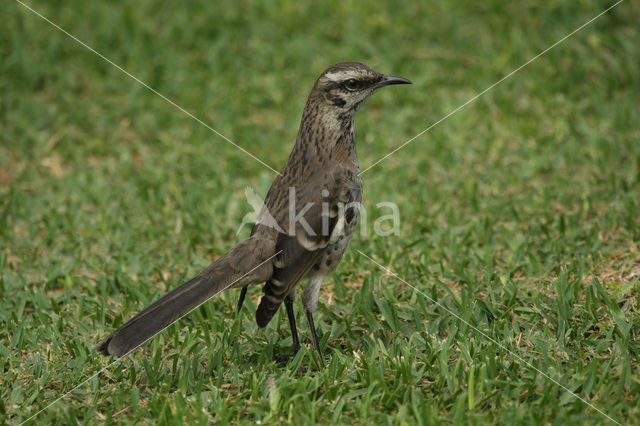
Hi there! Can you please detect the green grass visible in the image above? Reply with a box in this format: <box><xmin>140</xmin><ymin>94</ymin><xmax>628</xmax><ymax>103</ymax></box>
<box><xmin>1</xmin><ymin>0</ymin><xmax>639</xmax><ymax>424</ymax></box>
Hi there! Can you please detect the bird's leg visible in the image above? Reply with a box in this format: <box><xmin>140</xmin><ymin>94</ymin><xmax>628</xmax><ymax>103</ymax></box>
<box><xmin>285</xmin><ymin>295</ymin><xmax>301</xmax><ymax>354</ymax></box>
<box><xmin>305</xmin><ymin>309</ymin><xmax>324</xmax><ymax>368</ymax></box>
<box><xmin>237</xmin><ymin>286</ymin><xmax>248</xmax><ymax>314</ymax></box>
<box><xmin>276</xmin><ymin>293</ymin><xmax>300</xmax><ymax>362</ymax></box>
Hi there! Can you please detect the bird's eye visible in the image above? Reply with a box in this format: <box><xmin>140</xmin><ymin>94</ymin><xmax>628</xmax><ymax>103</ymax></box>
<box><xmin>344</xmin><ymin>79</ymin><xmax>360</xmax><ymax>91</ymax></box>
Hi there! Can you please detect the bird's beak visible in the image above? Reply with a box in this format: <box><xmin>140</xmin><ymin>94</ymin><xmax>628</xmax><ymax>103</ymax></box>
<box><xmin>376</xmin><ymin>75</ymin><xmax>412</xmax><ymax>88</ymax></box>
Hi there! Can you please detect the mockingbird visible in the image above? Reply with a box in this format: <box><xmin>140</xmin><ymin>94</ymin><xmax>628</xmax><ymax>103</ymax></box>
<box><xmin>97</xmin><ymin>62</ymin><xmax>411</xmax><ymax>364</ymax></box>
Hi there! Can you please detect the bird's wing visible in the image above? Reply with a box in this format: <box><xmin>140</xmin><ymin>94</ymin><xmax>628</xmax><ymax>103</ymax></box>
<box><xmin>254</xmin><ymin>164</ymin><xmax>361</xmax><ymax>327</ymax></box>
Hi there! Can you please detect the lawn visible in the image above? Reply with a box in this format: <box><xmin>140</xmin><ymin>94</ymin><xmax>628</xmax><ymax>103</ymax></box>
<box><xmin>1</xmin><ymin>0</ymin><xmax>639</xmax><ymax>424</ymax></box>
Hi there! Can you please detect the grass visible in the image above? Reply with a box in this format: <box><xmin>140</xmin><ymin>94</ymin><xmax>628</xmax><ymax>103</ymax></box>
<box><xmin>1</xmin><ymin>0</ymin><xmax>639</xmax><ymax>424</ymax></box>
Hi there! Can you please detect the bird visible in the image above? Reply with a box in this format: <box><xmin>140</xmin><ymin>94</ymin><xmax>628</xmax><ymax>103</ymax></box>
<box><xmin>96</xmin><ymin>62</ymin><xmax>411</xmax><ymax>364</ymax></box>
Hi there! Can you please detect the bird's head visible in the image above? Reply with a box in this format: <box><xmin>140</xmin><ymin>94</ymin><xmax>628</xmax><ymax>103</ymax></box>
<box><xmin>311</xmin><ymin>62</ymin><xmax>411</xmax><ymax>112</ymax></box>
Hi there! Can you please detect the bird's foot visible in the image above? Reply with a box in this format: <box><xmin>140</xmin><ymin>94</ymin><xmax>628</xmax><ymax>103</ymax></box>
<box><xmin>276</xmin><ymin>342</ymin><xmax>300</xmax><ymax>363</ymax></box>
<box><xmin>275</xmin><ymin>352</ymin><xmax>297</xmax><ymax>363</ymax></box>
<box><xmin>275</xmin><ymin>345</ymin><xmax>300</xmax><ymax>364</ymax></box>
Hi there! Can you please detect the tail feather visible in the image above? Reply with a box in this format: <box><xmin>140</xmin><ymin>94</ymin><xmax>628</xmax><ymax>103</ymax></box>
<box><xmin>96</xmin><ymin>235</ymin><xmax>273</xmax><ymax>357</ymax></box>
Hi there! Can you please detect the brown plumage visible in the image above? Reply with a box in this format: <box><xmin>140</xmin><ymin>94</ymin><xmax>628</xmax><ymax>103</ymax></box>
<box><xmin>96</xmin><ymin>62</ymin><xmax>411</xmax><ymax>362</ymax></box>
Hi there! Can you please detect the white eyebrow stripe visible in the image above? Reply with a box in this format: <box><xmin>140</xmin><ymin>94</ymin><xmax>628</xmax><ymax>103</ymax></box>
<box><xmin>324</xmin><ymin>70</ymin><xmax>357</xmax><ymax>82</ymax></box>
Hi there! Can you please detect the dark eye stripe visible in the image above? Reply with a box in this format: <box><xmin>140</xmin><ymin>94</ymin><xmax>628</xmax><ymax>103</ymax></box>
<box><xmin>344</xmin><ymin>79</ymin><xmax>359</xmax><ymax>90</ymax></box>
<box><xmin>341</xmin><ymin>76</ymin><xmax>383</xmax><ymax>90</ymax></box>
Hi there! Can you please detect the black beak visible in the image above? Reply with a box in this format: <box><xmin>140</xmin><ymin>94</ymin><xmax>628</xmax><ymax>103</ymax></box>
<box><xmin>376</xmin><ymin>75</ymin><xmax>412</xmax><ymax>88</ymax></box>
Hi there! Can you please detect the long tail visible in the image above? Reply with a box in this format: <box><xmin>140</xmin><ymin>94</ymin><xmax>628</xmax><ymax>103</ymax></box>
<box><xmin>96</xmin><ymin>235</ymin><xmax>274</xmax><ymax>357</ymax></box>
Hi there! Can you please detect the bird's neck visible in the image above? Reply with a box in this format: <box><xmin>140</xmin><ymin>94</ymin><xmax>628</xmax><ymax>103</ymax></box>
<box><xmin>292</xmin><ymin>101</ymin><xmax>358</xmax><ymax>168</ymax></box>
